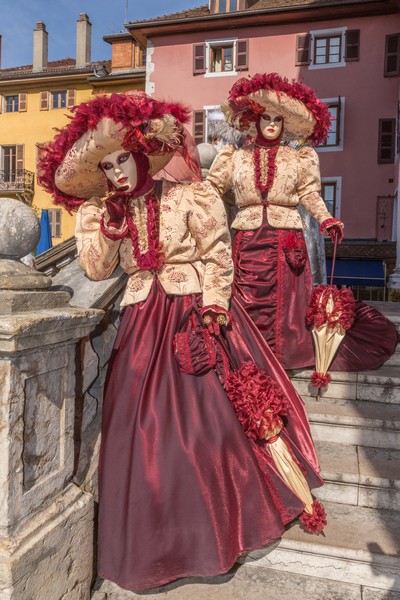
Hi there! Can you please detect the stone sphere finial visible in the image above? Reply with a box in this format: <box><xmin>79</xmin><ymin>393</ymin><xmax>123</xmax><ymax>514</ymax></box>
<box><xmin>0</xmin><ymin>198</ymin><xmax>51</xmax><ymax>290</ymax></box>
<box><xmin>0</xmin><ymin>198</ymin><xmax>40</xmax><ymax>259</ymax></box>
<box><xmin>197</xmin><ymin>143</ymin><xmax>218</xmax><ymax>170</ymax></box>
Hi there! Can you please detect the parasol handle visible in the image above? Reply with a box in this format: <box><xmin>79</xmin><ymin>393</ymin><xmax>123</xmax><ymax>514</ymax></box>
<box><xmin>329</xmin><ymin>232</ymin><xmax>339</xmax><ymax>287</ymax></box>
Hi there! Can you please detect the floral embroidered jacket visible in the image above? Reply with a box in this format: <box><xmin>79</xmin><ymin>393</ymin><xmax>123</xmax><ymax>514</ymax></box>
<box><xmin>206</xmin><ymin>143</ymin><xmax>332</xmax><ymax>231</ymax></box>
<box><xmin>75</xmin><ymin>180</ymin><xmax>233</xmax><ymax>310</ymax></box>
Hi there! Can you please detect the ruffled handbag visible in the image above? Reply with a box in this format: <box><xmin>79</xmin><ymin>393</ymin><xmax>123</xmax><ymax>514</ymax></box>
<box><xmin>283</xmin><ymin>230</ymin><xmax>308</xmax><ymax>271</ymax></box>
<box><xmin>173</xmin><ymin>306</ymin><xmax>217</xmax><ymax>375</ymax></box>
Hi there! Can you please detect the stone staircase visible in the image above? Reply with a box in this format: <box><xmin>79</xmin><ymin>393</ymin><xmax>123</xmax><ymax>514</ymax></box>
<box><xmin>92</xmin><ymin>303</ymin><xmax>400</xmax><ymax>600</ymax></box>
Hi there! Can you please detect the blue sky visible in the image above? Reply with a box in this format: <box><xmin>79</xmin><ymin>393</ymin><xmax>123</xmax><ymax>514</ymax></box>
<box><xmin>1</xmin><ymin>1</ymin><xmax>202</xmax><ymax>68</ymax></box>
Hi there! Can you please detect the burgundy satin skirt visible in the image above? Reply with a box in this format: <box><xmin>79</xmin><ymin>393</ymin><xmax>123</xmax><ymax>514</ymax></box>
<box><xmin>233</xmin><ymin>217</ymin><xmax>314</xmax><ymax>369</ymax></box>
<box><xmin>233</xmin><ymin>216</ymin><xmax>398</xmax><ymax>371</ymax></box>
<box><xmin>98</xmin><ymin>280</ymin><xmax>322</xmax><ymax>591</ymax></box>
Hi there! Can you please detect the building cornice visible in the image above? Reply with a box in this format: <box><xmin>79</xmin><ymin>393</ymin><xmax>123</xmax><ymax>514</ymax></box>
<box><xmin>125</xmin><ymin>0</ymin><xmax>400</xmax><ymax>45</ymax></box>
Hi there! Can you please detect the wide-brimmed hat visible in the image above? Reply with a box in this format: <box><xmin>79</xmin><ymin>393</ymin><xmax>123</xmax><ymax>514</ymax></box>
<box><xmin>225</xmin><ymin>73</ymin><xmax>331</xmax><ymax>145</ymax></box>
<box><xmin>38</xmin><ymin>92</ymin><xmax>193</xmax><ymax>211</ymax></box>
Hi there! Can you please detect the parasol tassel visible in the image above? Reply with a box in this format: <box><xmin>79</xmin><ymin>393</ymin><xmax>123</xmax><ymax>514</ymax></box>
<box><xmin>267</xmin><ymin>434</ymin><xmax>327</xmax><ymax>534</ymax></box>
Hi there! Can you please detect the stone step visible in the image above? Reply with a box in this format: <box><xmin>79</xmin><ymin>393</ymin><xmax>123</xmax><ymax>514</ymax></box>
<box><xmin>304</xmin><ymin>396</ymin><xmax>400</xmax><ymax>449</ymax></box>
<box><xmin>91</xmin><ymin>566</ymin><xmax>399</xmax><ymax>599</ymax></box>
<box><xmin>386</xmin><ymin>344</ymin><xmax>400</xmax><ymax>367</ymax></box>
<box><xmin>290</xmin><ymin>365</ymin><xmax>400</xmax><ymax>404</ymax></box>
<box><xmin>314</xmin><ymin>441</ymin><xmax>400</xmax><ymax>510</ymax></box>
<box><xmin>92</xmin><ymin>501</ymin><xmax>400</xmax><ymax>598</ymax></box>
<box><xmin>240</xmin><ymin>500</ymin><xmax>400</xmax><ymax>593</ymax></box>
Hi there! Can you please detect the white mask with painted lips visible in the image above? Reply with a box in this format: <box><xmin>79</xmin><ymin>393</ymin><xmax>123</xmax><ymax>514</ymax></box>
<box><xmin>259</xmin><ymin>112</ymin><xmax>283</xmax><ymax>141</ymax></box>
<box><xmin>100</xmin><ymin>149</ymin><xmax>138</xmax><ymax>193</ymax></box>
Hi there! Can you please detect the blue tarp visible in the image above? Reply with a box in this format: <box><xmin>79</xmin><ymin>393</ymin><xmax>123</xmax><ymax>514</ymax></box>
<box><xmin>326</xmin><ymin>259</ymin><xmax>386</xmax><ymax>287</ymax></box>
<box><xmin>36</xmin><ymin>209</ymin><xmax>53</xmax><ymax>255</ymax></box>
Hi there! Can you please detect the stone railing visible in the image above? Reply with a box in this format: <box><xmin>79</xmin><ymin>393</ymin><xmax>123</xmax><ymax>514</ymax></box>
<box><xmin>0</xmin><ymin>198</ymin><xmax>104</xmax><ymax>599</ymax></box>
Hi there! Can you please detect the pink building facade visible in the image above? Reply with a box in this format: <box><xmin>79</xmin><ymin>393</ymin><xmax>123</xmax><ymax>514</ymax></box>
<box><xmin>108</xmin><ymin>0</ymin><xmax>400</xmax><ymax>291</ymax></box>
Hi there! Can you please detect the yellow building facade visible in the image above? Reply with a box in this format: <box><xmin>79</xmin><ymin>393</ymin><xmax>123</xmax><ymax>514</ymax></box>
<box><xmin>0</xmin><ymin>16</ymin><xmax>145</xmax><ymax>246</ymax></box>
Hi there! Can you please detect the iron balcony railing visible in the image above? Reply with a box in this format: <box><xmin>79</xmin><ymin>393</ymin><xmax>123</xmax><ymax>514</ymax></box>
<box><xmin>0</xmin><ymin>169</ymin><xmax>35</xmax><ymax>195</ymax></box>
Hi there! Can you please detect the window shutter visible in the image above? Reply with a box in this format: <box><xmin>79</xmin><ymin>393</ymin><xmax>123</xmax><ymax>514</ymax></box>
<box><xmin>193</xmin><ymin>44</ymin><xmax>206</xmax><ymax>74</ymax></box>
<box><xmin>55</xmin><ymin>210</ymin><xmax>62</xmax><ymax>238</ymax></box>
<box><xmin>18</xmin><ymin>93</ymin><xmax>27</xmax><ymax>112</ymax></box>
<box><xmin>378</xmin><ymin>119</ymin><xmax>396</xmax><ymax>164</ymax></box>
<box><xmin>16</xmin><ymin>145</ymin><xmax>24</xmax><ymax>172</ymax></box>
<box><xmin>296</xmin><ymin>34</ymin><xmax>310</xmax><ymax>66</ymax></box>
<box><xmin>67</xmin><ymin>89</ymin><xmax>76</xmax><ymax>108</ymax></box>
<box><xmin>0</xmin><ymin>96</ymin><xmax>3</xmax><ymax>115</ymax></box>
<box><xmin>384</xmin><ymin>33</ymin><xmax>400</xmax><ymax>77</ymax></box>
<box><xmin>345</xmin><ymin>29</ymin><xmax>360</xmax><ymax>62</ymax></box>
<box><xmin>40</xmin><ymin>91</ymin><xmax>49</xmax><ymax>111</ymax></box>
<box><xmin>336</xmin><ymin>97</ymin><xmax>342</xmax><ymax>144</ymax></box>
<box><xmin>193</xmin><ymin>110</ymin><xmax>205</xmax><ymax>144</ymax></box>
<box><xmin>236</xmin><ymin>39</ymin><xmax>249</xmax><ymax>71</ymax></box>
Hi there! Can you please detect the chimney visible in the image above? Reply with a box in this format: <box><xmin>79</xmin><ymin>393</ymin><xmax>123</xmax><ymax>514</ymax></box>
<box><xmin>33</xmin><ymin>21</ymin><xmax>48</xmax><ymax>71</ymax></box>
<box><xmin>76</xmin><ymin>13</ymin><xmax>91</xmax><ymax>67</ymax></box>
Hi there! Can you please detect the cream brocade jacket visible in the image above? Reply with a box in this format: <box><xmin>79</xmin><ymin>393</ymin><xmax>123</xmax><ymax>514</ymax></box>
<box><xmin>75</xmin><ymin>180</ymin><xmax>233</xmax><ymax>310</ymax></box>
<box><xmin>206</xmin><ymin>144</ymin><xmax>332</xmax><ymax>231</ymax></box>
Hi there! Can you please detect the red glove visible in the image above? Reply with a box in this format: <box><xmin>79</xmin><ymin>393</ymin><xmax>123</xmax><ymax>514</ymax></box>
<box><xmin>105</xmin><ymin>197</ymin><xmax>128</xmax><ymax>230</ymax></box>
<box><xmin>320</xmin><ymin>218</ymin><xmax>344</xmax><ymax>244</ymax></box>
<box><xmin>201</xmin><ymin>306</ymin><xmax>230</xmax><ymax>336</ymax></box>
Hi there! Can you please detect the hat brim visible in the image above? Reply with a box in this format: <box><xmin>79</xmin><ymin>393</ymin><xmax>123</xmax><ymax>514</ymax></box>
<box><xmin>235</xmin><ymin>88</ymin><xmax>316</xmax><ymax>141</ymax></box>
<box><xmin>55</xmin><ymin>117</ymin><xmax>178</xmax><ymax>200</ymax></box>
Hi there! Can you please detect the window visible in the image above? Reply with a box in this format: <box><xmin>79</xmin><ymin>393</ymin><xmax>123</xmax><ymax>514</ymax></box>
<box><xmin>193</xmin><ymin>107</ymin><xmax>225</xmax><ymax>144</ymax></box>
<box><xmin>0</xmin><ymin>93</ymin><xmax>27</xmax><ymax>114</ymax></box>
<box><xmin>314</xmin><ymin>35</ymin><xmax>342</xmax><ymax>65</ymax></box>
<box><xmin>378</xmin><ymin>119</ymin><xmax>396</xmax><ymax>164</ymax></box>
<box><xmin>384</xmin><ymin>33</ymin><xmax>400</xmax><ymax>77</ymax></box>
<box><xmin>210</xmin><ymin>0</ymin><xmax>241</xmax><ymax>13</ymax></box>
<box><xmin>51</xmin><ymin>91</ymin><xmax>67</xmax><ymax>109</ymax></box>
<box><xmin>40</xmin><ymin>89</ymin><xmax>76</xmax><ymax>111</ymax></box>
<box><xmin>5</xmin><ymin>95</ymin><xmax>19</xmax><ymax>112</ymax></box>
<box><xmin>210</xmin><ymin>45</ymin><xmax>233</xmax><ymax>72</ymax></box>
<box><xmin>48</xmin><ymin>209</ymin><xmax>62</xmax><ymax>238</ymax></box>
<box><xmin>321</xmin><ymin>177</ymin><xmax>341</xmax><ymax>218</ymax></box>
<box><xmin>0</xmin><ymin>144</ymin><xmax>24</xmax><ymax>186</ymax></box>
<box><xmin>193</xmin><ymin>38</ymin><xmax>248</xmax><ymax>76</ymax></box>
<box><xmin>318</xmin><ymin>97</ymin><xmax>344</xmax><ymax>152</ymax></box>
<box><xmin>296</xmin><ymin>28</ymin><xmax>359</xmax><ymax>69</ymax></box>
<box><xmin>193</xmin><ymin>106</ymin><xmax>243</xmax><ymax>147</ymax></box>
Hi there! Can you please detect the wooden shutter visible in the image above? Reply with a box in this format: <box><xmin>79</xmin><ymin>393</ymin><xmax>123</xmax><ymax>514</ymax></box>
<box><xmin>40</xmin><ymin>91</ymin><xmax>49</xmax><ymax>110</ymax></box>
<box><xmin>18</xmin><ymin>93</ymin><xmax>27</xmax><ymax>112</ymax></box>
<box><xmin>384</xmin><ymin>33</ymin><xmax>400</xmax><ymax>77</ymax></box>
<box><xmin>193</xmin><ymin>44</ymin><xmax>206</xmax><ymax>74</ymax></box>
<box><xmin>296</xmin><ymin>34</ymin><xmax>311</xmax><ymax>66</ymax></box>
<box><xmin>378</xmin><ymin>119</ymin><xmax>396</xmax><ymax>164</ymax></box>
<box><xmin>16</xmin><ymin>145</ymin><xmax>24</xmax><ymax>172</ymax></box>
<box><xmin>67</xmin><ymin>89</ymin><xmax>76</xmax><ymax>108</ymax></box>
<box><xmin>0</xmin><ymin>96</ymin><xmax>2</xmax><ymax>115</ymax></box>
<box><xmin>236</xmin><ymin>39</ymin><xmax>249</xmax><ymax>71</ymax></box>
<box><xmin>54</xmin><ymin>209</ymin><xmax>62</xmax><ymax>238</ymax></box>
<box><xmin>193</xmin><ymin>110</ymin><xmax>205</xmax><ymax>144</ymax></box>
<box><xmin>345</xmin><ymin>29</ymin><xmax>360</xmax><ymax>62</ymax></box>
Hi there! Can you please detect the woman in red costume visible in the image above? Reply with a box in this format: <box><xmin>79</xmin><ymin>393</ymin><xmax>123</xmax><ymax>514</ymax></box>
<box><xmin>207</xmin><ymin>73</ymin><xmax>398</xmax><ymax>372</ymax></box>
<box><xmin>38</xmin><ymin>91</ymin><xmax>325</xmax><ymax>592</ymax></box>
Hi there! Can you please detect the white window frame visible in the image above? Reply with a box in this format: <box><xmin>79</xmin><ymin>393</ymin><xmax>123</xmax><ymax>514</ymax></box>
<box><xmin>321</xmin><ymin>176</ymin><xmax>342</xmax><ymax>218</ymax></box>
<box><xmin>204</xmin><ymin>105</ymin><xmax>225</xmax><ymax>142</ymax></box>
<box><xmin>205</xmin><ymin>37</ymin><xmax>238</xmax><ymax>77</ymax></box>
<box><xmin>309</xmin><ymin>27</ymin><xmax>347</xmax><ymax>70</ymax></box>
<box><xmin>317</xmin><ymin>97</ymin><xmax>345</xmax><ymax>153</ymax></box>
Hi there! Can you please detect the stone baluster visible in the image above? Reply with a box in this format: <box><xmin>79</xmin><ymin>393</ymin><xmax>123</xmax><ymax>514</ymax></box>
<box><xmin>0</xmin><ymin>199</ymin><xmax>103</xmax><ymax>599</ymax></box>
